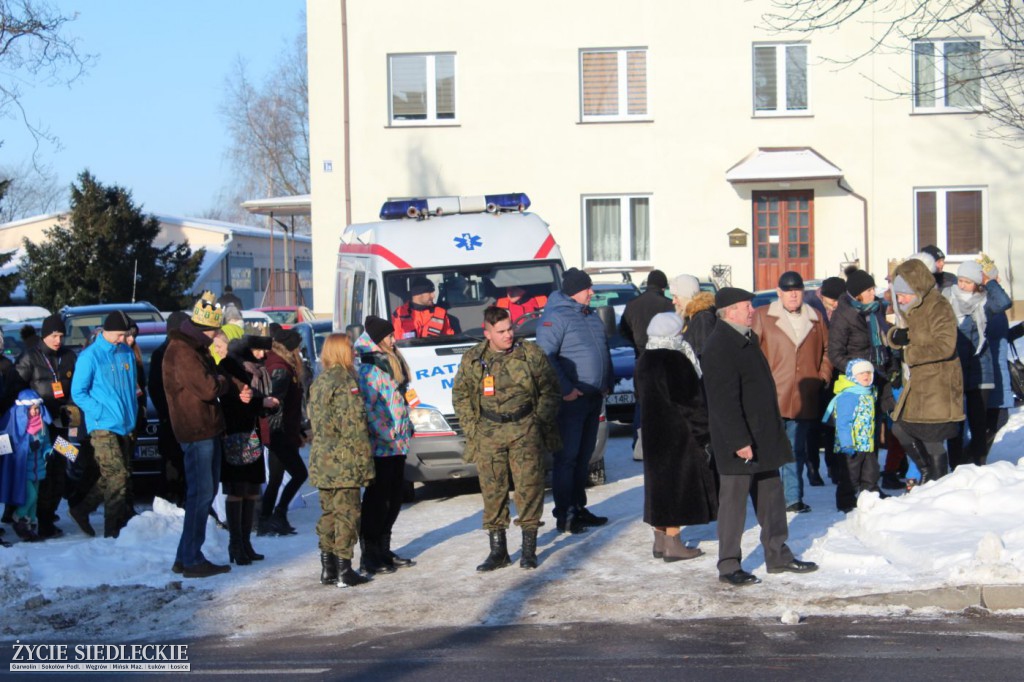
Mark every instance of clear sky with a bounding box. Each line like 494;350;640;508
1;0;305;218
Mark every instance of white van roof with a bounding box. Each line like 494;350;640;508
340;211;561;270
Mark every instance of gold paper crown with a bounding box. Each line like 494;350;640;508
191;290;223;328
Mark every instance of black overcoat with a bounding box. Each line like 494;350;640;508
636;349;718;526
701;322;793;475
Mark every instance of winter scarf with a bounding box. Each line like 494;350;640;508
850;297;887;369
645;334;702;378
946;286;987;355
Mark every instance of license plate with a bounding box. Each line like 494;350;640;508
135;445;161;460
606;392;635;405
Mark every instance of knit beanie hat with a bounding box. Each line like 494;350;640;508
909;252;937;273
921;244;946;262
669;274;700;300
892;275;915;296
561;268;592;297
102;310;131;332
364;315;394;345
408;276;435;297
819;277;846;300
849;359;874;377
273;328;302;351
957;260;984;285
40;313;65;338
845;270;875;298
646;269;669;290
646;312;683;338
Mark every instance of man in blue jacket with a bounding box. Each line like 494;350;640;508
537;268;612;534
69;311;139;538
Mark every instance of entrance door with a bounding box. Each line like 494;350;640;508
752;190;814;290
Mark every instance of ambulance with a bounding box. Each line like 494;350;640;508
334;192;607;489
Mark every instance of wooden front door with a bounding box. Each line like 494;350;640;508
752;190;815;290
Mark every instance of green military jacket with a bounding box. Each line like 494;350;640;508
452;339;562;463
308;365;375;489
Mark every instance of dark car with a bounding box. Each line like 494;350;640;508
589;282;641;423
292;318;333;379
1;320;46;360
130;331;166;487
60;302;164;349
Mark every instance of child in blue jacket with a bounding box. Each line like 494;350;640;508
824;359;880;513
9;390;53;541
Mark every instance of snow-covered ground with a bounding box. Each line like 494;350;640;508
2;408;1024;642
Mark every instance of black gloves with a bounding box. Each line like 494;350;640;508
891;328;910;346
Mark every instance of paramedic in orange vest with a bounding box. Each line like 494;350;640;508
392;276;455;339
496;286;548;323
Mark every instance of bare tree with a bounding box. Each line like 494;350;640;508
764;1;1024;140
218;28;309;226
0;161;62;222
0;0;92;154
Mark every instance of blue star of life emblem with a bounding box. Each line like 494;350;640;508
454;233;483;251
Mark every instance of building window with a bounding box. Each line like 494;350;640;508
915;187;985;258
583;195;650;266
753;43;809;115
913;39;981;111
388;53;456;124
580;48;648;121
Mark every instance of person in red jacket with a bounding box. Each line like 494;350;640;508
496;286;547;323
392;276;454;339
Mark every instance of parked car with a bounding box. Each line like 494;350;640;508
253;305;315;328
1;321;43;359
589;282;641;424
292;319;333;379
131;331;166;487
60;302;164;349
0;306;50;324
751;279;823;308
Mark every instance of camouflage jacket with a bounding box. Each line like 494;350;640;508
452;339;562;463
308;366;375;489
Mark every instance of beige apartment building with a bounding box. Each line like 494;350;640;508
306;0;1022;316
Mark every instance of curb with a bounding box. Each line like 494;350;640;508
827;584;1024;611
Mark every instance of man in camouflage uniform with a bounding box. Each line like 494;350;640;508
453;306;561;570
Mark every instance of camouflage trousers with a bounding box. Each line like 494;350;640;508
317;487;361;559
477;442;544;531
74;430;133;538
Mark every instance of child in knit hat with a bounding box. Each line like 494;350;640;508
3;390;53;541
823;359;881;513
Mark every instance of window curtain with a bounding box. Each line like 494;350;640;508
391;55;427;120
753;46;777;111
582;52;619;116
914;43;936;107
586;199;621;262
435;54;455;119
785;45;808;110
945;42;980;108
630;198;650;261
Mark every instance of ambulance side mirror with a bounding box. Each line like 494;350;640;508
593;305;616;338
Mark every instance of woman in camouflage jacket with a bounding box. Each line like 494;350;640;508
308;334;375;587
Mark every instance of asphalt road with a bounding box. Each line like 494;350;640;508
7;614;1021;681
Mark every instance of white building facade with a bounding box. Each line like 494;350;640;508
307;0;1022;315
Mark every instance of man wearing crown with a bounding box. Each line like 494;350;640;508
163;292;252;578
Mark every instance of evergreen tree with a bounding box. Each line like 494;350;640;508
0;177;19;303
19;171;205;310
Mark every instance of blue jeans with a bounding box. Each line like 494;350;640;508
780;419;813;506
176;438;222;567
551;392;602;521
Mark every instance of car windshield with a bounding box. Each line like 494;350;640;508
66;311;164;348
260;309;297;325
589;287;639;309
385;262;561;344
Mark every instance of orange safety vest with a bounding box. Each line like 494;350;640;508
392;303;454;339
496;294;547;321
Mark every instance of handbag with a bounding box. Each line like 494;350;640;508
1008;343;1024;404
222;428;263;466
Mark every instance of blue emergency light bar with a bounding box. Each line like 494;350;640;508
379;193;531;220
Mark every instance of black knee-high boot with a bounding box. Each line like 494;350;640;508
225;501;251;566
241;498;264;561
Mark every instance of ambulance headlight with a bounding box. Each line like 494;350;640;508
409;407;455;435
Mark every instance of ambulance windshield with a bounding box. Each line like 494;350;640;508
386;261;562;343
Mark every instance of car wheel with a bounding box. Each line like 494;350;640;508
586;459;606;487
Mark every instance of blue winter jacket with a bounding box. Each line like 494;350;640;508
71;334;139;436
946;280;1012;390
536;290;612;396
987;293;1015;409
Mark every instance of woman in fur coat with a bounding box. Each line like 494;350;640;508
636;312;717;562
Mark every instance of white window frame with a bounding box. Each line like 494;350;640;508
581;194;653;268
913;186;988;260
579;47;651;123
911;39;982;113
387;52;458;126
752;42;811;117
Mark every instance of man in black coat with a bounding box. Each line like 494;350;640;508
619;269;674;356
702;287;818;586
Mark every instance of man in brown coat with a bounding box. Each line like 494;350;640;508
164;292;251;578
752;272;832;513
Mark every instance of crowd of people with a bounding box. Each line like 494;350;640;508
0;245;1017;588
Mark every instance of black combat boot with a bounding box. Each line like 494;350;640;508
320;551;339;585
240;499;264;560
272;506;297;535
382;532;415;568
225;500;251;566
337;559;371;587
520;529;538;569
359;537;396;575
476;530;512;572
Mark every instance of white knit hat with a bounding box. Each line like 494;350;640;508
646;312;684;338
957;260;984;285
850;359;874;377
909;252;937;273
669;274;700;299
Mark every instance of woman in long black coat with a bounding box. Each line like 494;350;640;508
637;312;718;563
